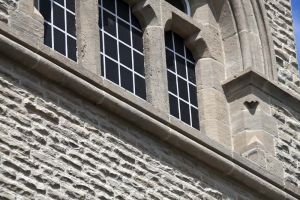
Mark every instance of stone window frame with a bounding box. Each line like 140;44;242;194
165;0;192;16
36;0;77;61
98;0;146;99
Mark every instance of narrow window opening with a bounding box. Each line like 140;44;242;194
165;0;191;16
99;0;146;100
36;0;77;61
165;31;199;129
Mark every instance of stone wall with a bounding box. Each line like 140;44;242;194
0;56;264;200
264;0;300;93
271;98;300;188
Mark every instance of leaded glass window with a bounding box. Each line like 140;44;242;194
36;0;77;61
99;0;146;99
165;31;199;129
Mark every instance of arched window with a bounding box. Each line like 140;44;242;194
99;0;146;100
36;0;77;61
165;31;199;129
165;0;191;16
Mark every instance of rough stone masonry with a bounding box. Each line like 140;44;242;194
0;0;299;199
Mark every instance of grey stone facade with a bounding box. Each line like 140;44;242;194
0;0;299;199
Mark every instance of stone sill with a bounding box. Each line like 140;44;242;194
0;22;299;199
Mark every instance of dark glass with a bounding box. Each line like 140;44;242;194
131;13;141;29
100;30;103;52
53;3;65;30
101;54;104;76
132;29;143;52
44;23;52;48
99;7;102;27
178;77;188;101
104;34;118;60
103;11;116;36
133;52;144;76
119;43;132;68
67;12;76;37
135;75;146;99
103;0;115;13
186;47;194;61
105;58;119;84
187;62;196;84
191;107;199;129
40;0;51;22
174;33;185;56
165;31;173;49
167;71;177;95
120;67;133;92
180;100;190;124
169;94;179;118
189;84;197;106
66;0;75;12
118;20;131;45
54;0;64;6
54;28;66;55
165;0;186;13
166;49;175;71
67;36;77;61
117;0;130;21
176;55;186;78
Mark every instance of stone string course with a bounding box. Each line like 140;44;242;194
0;58;264;200
264;0;300;94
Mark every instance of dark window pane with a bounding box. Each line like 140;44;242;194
105;57;119;84
67;12;76;37
99;7;102;27
101;54;104;76
53;3;65;30
189;84;197;106
118;20;130;45
40;0;51;22
186;47;194;61
119;43;132;68
178;77;188;101
44;23;52;48
180;100;190;125
66;0;75;12
67;36;77;61
132;29;143;52
120;67;133;92
117;0;130;21
169;94;179;118
54;28;65;55
131;13;141;29
103;11;116;36
187;62;196;84
100;30;103;52
165;0;185;13
165;31;173;49
167;71;177;95
174;33;184;56
133;52;144;76
191;107;199;129
135;75;146;99
103;0;115;13
166;49;175;71
176;55;186;78
54;0;64;6
104;34;118;60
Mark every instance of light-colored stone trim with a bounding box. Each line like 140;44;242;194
0;23;299;199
